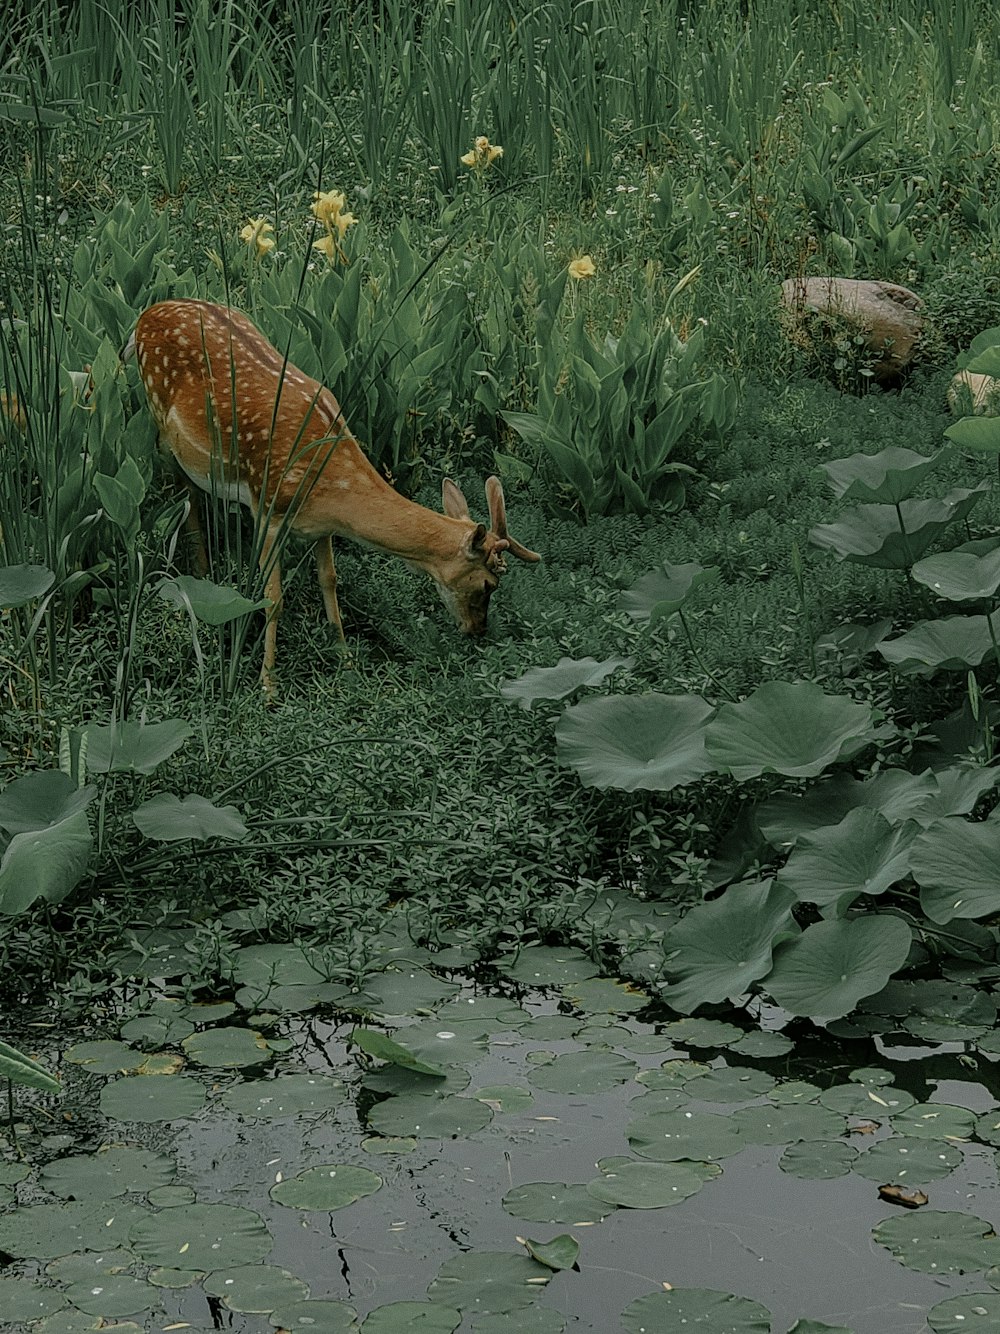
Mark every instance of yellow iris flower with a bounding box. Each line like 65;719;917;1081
568;255;596;280
240;217;276;258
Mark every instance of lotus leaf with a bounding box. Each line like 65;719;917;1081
879;612;1000;675
0;1199;148;1259
627;1108;743;1161
766;916;912;1020
618;560;719;623
0;1277;68;1321
928;1293;1000;1331
499;655;634;708
556;692;716;791
100;1073;206;1122
527;1049;637;1094
891;1103;976;1140
911;817;1000;922
367;1092;492;1138
945;415;1000;452
706;681;877;780
660;879;797;1013
470;1311;566;1333
912;547;1000;601
818;445;947;503
682;1066;776;1102
270;1299;359;1333
181;1026;271;1068
40;1146;175;1200
817;1084;914;1117
660;1018;744;1047
732;1102;845;1145
775;808;916;910
498;945;600;986
63;1274;159;1318
523;1234;578;1271
271;1164;382;1211
809;484;988;569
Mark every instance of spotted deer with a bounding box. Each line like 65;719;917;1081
128;300;540;688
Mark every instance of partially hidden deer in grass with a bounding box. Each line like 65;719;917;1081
126;300;540;689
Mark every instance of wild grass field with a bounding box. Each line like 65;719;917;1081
5;3;1000;1330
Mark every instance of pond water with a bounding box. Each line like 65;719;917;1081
3;945;1000;1333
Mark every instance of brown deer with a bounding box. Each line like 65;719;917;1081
128;300;539;689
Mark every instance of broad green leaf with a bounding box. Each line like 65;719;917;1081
818;446;947;503
660;879;797;1012
502;1182;613;1224
158;575;266;626
945;415;1000;452
705;681;877;780
0;1199;148;1259
556;693;716;791
360;1301;461;1332
132;793;248;842
62;1273;159;1317
221;1073;346;1118
271;1300;359;1333
181;1026;272;1069
912;547;1000;601
892;1104;976;1140
366;1092;492;1138
0;1039;60;1093
766;916;913;1019
929;1294;1000;1331
587;1157;707;1208
351;1028;447;1078
681;1066;776;1102
911;818;1000;923
522;1235;578;1271
853;1137;962;1182
0;1276;68;1321
130;1202;272;1269
879;612;1000;675
499;656;633;708
40;1146;175;1200
779;1140;857;1179
775;808;916;910
618;561;719;624
0;810;92;915
0;770;94;834
527;1049;636;1095
100;1074;207;1122
874;1210;1000;1274
627;1109;743;1161
203;1264;309;1313
0;563;55;608
809;486;988;569
732;1103;845;1145
622;1288;771;1332
427;1252;550;1313
85;719;193;775
271;1164;382;1210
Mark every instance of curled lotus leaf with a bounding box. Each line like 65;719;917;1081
556;692;716;792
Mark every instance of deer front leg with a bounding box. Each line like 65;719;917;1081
258;521;284;693
315;536;346;644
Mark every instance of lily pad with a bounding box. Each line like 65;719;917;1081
426;1252;550;1313
556;692;716;792
130;1202;272;1270
181;1026;272;1069
359;968;460;1017
627;1108;743;1161
779;1140;857;1180
522;1235;578;1271
100;1074;206;1122
63;1274;159;1318
474;1085;533;1113
660;1018;743;1048
221;1073;347;1118
682;1067;776;1102
732;1103;845;1146
765;916;913;1020
527;1049;637;1095
470;1311;566;1333
40;1146;176;1200
892;1104;976;1140
560;976;648;1014
203;1263;310;1312
621;1287;771;1332
498;945;600;987
270;1299;359;1333
706;681;877;780
63;1040;147;1075
853;1137;962;1183
500;655;634;708
271;1165;383;1211
928;1293;1000;1330
360;1302;461;1332
0;1277;69;1321
502;1182;613;1224
586;1157;706;1208
874;1210;1000;1273
817;1084;914;1118
0;1200;147;1259
367;1093;493;1138
45;1250;135;1282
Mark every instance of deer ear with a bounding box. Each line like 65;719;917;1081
468;522;488;554
442;478;471;519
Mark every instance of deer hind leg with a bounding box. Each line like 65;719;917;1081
258;520;285;693
178;470;210;576
315;537;346;645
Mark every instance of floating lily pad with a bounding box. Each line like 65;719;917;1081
732;1103;845;1146
119;1003;195;1047
769;1081;821;1104
627;1108;743;1161
874;1210;1000;1273
766;916;913;1020
682;1067;775;1102
270;1299;359;1333
426;1252;550;1313
110;928;200;979
203;1263;310;1312
730;1031;793;1059
660;879;797;1013
705;681;876;780
638;1060;709;1089
221;1073;347;1118
360;968;460;1017
779;1140;857;1180
527;1050;637;1095
63;1274;159;1318
890;1099;981;1141
227;943;337;987
498;946;600;987
500;655;634;708
474;1085;533;1113
586;1157;706;1208
367;1093;492;1139
148;1186;196;1207
130;1202;272;1270
32;1315;107;1334
0;1200;147;1259
854;1137;962;1182
181;1026;271;1069
621;1287;772;1332
912;817;1000;923
928;1293;1000;1329
63;1040;146;1075
523;1234;578;1271
560;976;648;1014
386;1021;487;1068
360;1302;461;1332
45;1250;134;1282
0;1277;68;1321
470;1311;566;1333
556;693;716;792
502;1182;614;1224
436;996;528;1034
100;1074;206;1122
271;1165;382;1211
818;1084;915;1118
40;1146;176;1200
660;1019;743;1048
